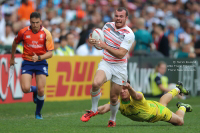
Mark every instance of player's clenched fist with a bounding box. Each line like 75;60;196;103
32;52;38;62
96;40;107;49
124;82;132;90
88;33;97;45
10;58;16;66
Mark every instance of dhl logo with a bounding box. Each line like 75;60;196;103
45;57;110;101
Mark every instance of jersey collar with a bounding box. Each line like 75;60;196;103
29;25;43;34
121;98;130;104
114;22;127;31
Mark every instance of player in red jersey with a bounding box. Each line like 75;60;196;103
10;12;54;119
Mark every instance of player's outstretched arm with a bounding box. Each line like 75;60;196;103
158;84;171;92
97;104;110;114
10;40;18;66
124;83;143;100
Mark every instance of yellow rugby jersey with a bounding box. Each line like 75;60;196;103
119;92;158;122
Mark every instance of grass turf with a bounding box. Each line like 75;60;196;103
0;97;200;133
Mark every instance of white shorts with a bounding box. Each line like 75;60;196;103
97;60;127;85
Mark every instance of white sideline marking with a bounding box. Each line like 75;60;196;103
45;111;83;118
0;111;84;120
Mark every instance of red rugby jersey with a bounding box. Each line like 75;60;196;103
15;26;54;61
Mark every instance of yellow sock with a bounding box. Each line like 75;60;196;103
178;106;186;112
168;89;178;98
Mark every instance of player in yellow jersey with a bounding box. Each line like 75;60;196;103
83;81;192;127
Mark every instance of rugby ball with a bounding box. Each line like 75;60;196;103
92;28;104;50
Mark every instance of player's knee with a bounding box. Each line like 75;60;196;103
110;96;118;103
21;85;31;93
92;80;102;90
174;118;184;126
37;88;44;96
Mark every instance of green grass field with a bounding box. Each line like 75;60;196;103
0;97;200;133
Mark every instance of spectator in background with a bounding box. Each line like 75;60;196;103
146;6;156;31
18;0;35;21
3;22;15;46
59;21;68;36
195;40;200;57
2;0;17;23
53;38;63;56
57;34;75;56
156;9;166;26
100;0;112;24
168;32;178;57
154;24;170;57
66;32;75;56
133;18;155;56
77;23;96;49
65;1;76;23
174;33;196;58
1;0;200;59
16;43;23;54
194;25;200;57
42;20;51;31
57;35;67;56
165;18;183;42
149;61;171;97
76;32;103;56
0;10;5;45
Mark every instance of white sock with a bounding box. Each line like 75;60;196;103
91;89;101;113
37;95;45;100
109;101;120;122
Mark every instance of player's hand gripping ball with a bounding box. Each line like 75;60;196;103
91;29;104;50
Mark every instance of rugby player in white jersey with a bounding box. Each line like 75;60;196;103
80;7;135;127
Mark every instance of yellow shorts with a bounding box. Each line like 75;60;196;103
149;101;172;123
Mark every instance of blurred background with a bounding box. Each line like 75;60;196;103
0;0;200;58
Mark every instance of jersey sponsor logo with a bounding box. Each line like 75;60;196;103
26;35;31;38
45;57;110;101
27;44;44;48
32;41;38;44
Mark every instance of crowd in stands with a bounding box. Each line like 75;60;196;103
0;0;200;58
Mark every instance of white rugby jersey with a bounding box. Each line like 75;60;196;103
102;22;135;64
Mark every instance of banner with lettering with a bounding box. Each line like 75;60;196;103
128;57;200;96
45;56;110;101
0;55;33;104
